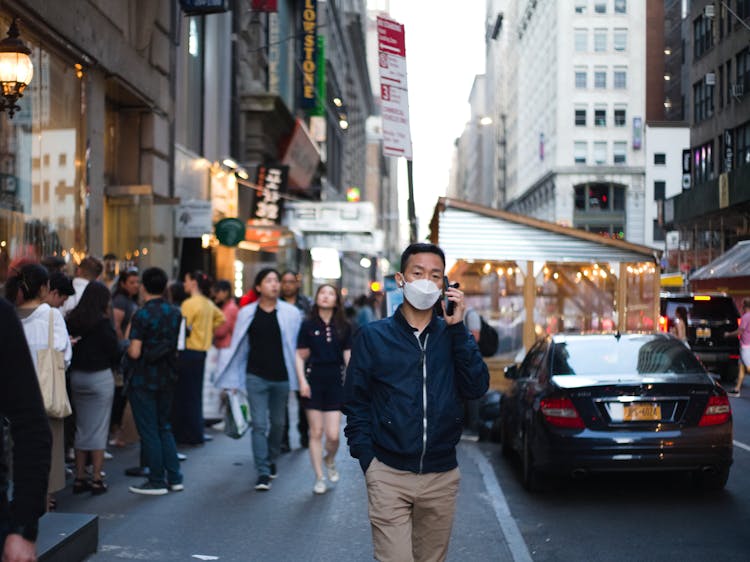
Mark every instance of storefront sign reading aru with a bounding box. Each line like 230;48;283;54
300;0;317;109
251;164;288;225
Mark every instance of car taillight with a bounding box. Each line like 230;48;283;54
698;395;732;427
658;315;669;333
540;397;585;429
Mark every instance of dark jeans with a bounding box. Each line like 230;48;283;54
246;374;289;476
128;385;182;487
172;350;206;445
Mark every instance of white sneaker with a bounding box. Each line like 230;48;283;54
313;478;327;494
324;456;339;483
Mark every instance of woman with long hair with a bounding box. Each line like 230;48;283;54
7;262;72;510
295;284;352;494
66;281;121;495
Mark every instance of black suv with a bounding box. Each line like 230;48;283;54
659;293;740;382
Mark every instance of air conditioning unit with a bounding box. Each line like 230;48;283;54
730;83;744;98
705;72;716;86
704;4;715;18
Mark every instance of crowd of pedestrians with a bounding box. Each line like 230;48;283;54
2;242;490;562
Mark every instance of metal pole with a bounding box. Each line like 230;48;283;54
407;159;417;243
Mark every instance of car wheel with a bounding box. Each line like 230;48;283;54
693;465;730;490
522;432;541;492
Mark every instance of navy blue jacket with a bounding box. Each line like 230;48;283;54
343;306;489;474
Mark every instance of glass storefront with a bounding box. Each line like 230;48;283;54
0;17;84;285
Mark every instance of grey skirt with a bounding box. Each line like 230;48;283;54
69;369;115;450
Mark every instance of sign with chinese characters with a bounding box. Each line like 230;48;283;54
299;0;317;109
377;16;412;159
724;129;733;172
251;164;288;225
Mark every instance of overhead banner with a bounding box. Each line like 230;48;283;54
299;0;318;109
377;16;412;160
251;164;288;225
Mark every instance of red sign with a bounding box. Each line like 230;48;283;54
251;0;278;11
377;16;406;56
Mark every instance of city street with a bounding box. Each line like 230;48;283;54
54;393;750;561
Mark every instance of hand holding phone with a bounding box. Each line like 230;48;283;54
444;276;459;316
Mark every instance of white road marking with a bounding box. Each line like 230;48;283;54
467;446;533;562
733;440;750;452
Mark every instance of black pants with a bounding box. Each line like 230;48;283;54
171;350;206;445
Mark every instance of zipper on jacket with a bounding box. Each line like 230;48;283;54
418;333;429;473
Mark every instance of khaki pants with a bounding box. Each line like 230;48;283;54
365;457;460;562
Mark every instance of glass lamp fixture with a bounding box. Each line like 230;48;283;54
0;18;33;118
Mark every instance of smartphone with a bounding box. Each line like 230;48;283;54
444;276;457;316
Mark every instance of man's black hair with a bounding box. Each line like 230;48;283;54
254;267;280;289
142;267;168;296
214;279;232;293
49;272;75;296
399;243;446;273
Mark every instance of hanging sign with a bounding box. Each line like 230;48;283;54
299;0;318;109
377;16;412;159
251;164;288;225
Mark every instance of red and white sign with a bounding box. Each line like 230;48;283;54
377;16;412;160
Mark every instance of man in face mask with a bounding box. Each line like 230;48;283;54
343;242;489;562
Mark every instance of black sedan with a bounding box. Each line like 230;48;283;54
500;333;733;491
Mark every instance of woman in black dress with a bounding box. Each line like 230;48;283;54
295;284;351;494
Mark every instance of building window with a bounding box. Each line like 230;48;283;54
594;108;607;126
737;120;750;168
614;68;627;89
693;141;715;183
615;0;627;14
43;154;50;167
575;70;587;89
575;29;588;52
594;69;607;88
32;157;40;169
693;15;713;59
653;220;666;242
614;107;626;126
59;154;67;167
594;141;607;164
738;48;750;93
574;141;587;164
726;60;732;107
594;29;607;52
654;180;666;200
575;0;587;14
613;29;627;51
613;141;627;164
575;108;587;126
594;1;606;14
654;153;666;165
574;183;627;215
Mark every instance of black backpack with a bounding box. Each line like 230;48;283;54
478;316;500;357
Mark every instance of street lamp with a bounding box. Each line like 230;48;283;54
0;18;33;118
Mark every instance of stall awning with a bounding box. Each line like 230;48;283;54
430;198;659;264
690;240;750;280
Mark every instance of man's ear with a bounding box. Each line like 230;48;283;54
395;272;405;288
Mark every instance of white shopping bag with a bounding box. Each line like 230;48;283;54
224;391;250;439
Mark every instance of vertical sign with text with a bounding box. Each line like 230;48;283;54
251;164;288;224
377;16;412;159
299;0;317;109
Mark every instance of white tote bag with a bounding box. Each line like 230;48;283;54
36;310;72;418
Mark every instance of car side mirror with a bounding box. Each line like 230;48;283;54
504;364;519;379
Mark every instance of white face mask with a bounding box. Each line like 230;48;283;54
402;278;442;310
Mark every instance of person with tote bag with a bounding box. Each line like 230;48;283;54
6;262;72;512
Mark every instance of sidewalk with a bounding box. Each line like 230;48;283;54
56;421;514;561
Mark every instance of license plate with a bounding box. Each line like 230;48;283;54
623;403;661;421
696;327;711;338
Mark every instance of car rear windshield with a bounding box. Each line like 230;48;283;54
551;337;705;376
664;298;739;322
